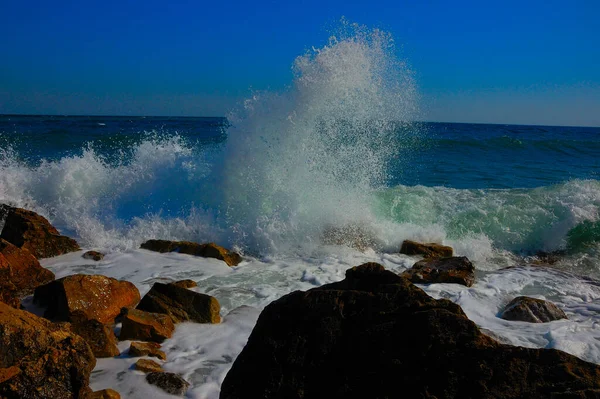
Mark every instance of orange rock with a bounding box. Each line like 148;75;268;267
0;205;80;258
119;308;175;343
400;240;453;258
128;341;166;360
34;274;140;324
71;316;120;358
140;239;242;266
0;238;55;307
89;388;121;399
0;302;95;398
171;279;197;289
401;256;475;287
134;359;163;373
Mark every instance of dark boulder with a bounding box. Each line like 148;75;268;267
220;263;600;399
70;315;120;358
0;205;80;258
140;239;242;266
500;296;568;323
171;279;197;289
137;282;221;324
82;250;104;261
400;239;453;258
146;372;190;396
119;308;175;343
401;256;475;286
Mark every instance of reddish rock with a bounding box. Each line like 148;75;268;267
171;279;197;289
140;239;242;266
401;256;475;286
220;263;600;399
0;238;55;308
119;308;175;343
134;359;163;373
500;296;568;323
70;315;120;358
83;250;104;261
400;239;453;258
137;282;221;324
0;205;80;258
0;302;96;398
146;372;190;396
128;342;166;360
34;274;140;324
89;389;121;399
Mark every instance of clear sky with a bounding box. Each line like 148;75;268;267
1;0;598;126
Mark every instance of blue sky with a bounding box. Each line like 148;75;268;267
0;0;598;126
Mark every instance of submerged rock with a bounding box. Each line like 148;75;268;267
400;239;453;258
401;256;475;286
128;341;166;360
134;359;163;373
146;372;190;396
0;238;55;308
137;282;221;324
140;239;242;266
0;205;80;258
221;263;600;399
119;308;175;343
0;302;96;398
83;250;104;261
70;315;120;358
500;296;568;323
171;279;197;289
34;274;140;324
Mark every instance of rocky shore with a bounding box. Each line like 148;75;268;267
0;205;597;398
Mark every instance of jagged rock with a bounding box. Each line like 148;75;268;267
83;250;104;261
401;256;475;286
321;224;379;251
137;282;221;324
134;359;163;373
0;238;55;308
34;274;140;324
171;279;197;289
70;315;120;358
400;239;453;258
140;239;242;266
146;372;190;396
500;296;568;323
89;389;121;399
0;205;80;258
119;308;175;343
128;342;166;360
220;263;600;399
0;302;96;398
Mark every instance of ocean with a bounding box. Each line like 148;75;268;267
1;27;600;398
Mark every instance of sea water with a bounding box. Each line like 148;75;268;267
1;22;600;398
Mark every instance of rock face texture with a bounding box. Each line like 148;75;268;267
0;238;55;307
34;274;140;324
400;239;453;258
401;256;475;286
128;342;166;360
140;239;242;266
0;205;80;258
500;296;568;323
119;308;175;343
221;263;600;399
146;372;190;396
137;282;221;324
70;316;120;358
134;359;163;373
0;302;96;398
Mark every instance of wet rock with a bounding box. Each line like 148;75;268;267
134;359;163;373
146;372;190;396
401;256;475;286
0;302;96;398
89;389;121;399
128;341;166;360
500;296;568;323
0;238;55;307
171;279;197;289
70;315;120;358
140;239;242;266
34;274;140;324
0;205;80;258
83;250;104;261
221;263;600;399
119;308;175;343
321;224;379;251
137;282;221;324
400;239;453;258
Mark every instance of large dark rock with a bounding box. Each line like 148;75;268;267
0;302;96;398
0;205;80;259
70;315;120;358
137;282;221;324
0;238;55;308
119;308;175;343
146;372;190;396
34;274;140;324
220;263;600;399
500;296;568;323
401;256;475;286
140;239;242;266
400;239;453;258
